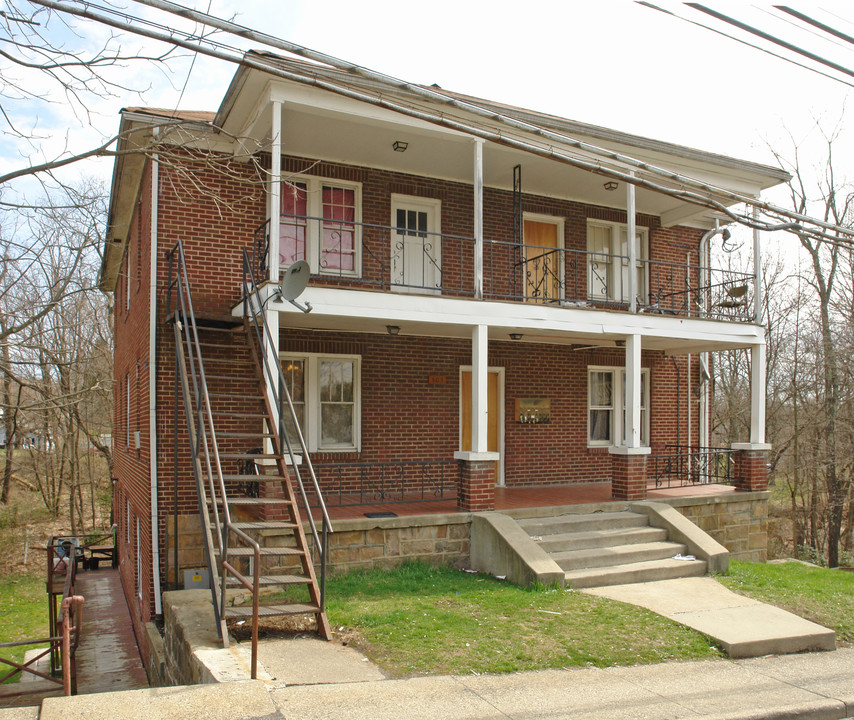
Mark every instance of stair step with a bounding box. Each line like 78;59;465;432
221;474;288;482
216;453;281;460
206;393;265;401
209;432;276;439
564;558;707;589
535;526;668;553
518;511;647;536
195;373;258;383
222;546;304;558
224;603;320;618
228;521;298;531
226;574;310;587
553;541;688;571
210;411;268;419
208;497;291;506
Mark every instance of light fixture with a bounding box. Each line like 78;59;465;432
603;181;618;191
386;325;400;336
392;140;408;152
509;333;523;340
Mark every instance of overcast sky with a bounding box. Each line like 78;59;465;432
4;1;854;206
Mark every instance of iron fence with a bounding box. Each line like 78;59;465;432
649;446;736;488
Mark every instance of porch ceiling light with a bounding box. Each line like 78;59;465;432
603;181;618;191
386;325;400;336
392;140;408;152
509;333;523;340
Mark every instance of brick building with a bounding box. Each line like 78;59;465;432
101;53;787;667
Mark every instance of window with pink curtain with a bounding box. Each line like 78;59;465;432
320;185;355;271
280;182;307;267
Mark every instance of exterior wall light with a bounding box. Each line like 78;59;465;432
392;140;408;152
386;325;400;335
509;333;523;340
603;181;618;191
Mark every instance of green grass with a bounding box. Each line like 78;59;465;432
0;574;50;684
719;560;854;643
324;563;722;676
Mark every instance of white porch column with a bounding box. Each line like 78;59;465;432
473;139;484;300
753;205;762;323
625;333;642;448
471;324;489;453
269;100;282;283
750;342;766;445
266;100;282;429
627;173;637;313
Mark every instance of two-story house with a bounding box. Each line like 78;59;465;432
102;52;787;670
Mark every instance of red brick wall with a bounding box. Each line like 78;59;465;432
110;149;708;657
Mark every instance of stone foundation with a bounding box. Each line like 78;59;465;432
656;491;769;562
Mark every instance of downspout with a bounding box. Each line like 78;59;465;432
149;141;162;615
671;357;681;449
697;222;726;454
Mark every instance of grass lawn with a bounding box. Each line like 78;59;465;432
0;574;50;684
324;562;722;676
719;560;854;644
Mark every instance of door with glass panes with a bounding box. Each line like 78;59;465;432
390;195;441;294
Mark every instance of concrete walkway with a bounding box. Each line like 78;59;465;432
21;647;854;720
584;576;837;657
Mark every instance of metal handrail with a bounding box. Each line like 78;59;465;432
165;238;233;638
241;249;332;601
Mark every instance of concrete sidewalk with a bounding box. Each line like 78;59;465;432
584;576;837;657
22;647;853;720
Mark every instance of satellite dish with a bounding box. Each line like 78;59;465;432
280;260;310;301
278;260;312;314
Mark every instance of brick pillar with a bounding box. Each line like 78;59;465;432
732;445;769;492
458;460;496;511
610;450;648;501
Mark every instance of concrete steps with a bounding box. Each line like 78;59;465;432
519;510;708;588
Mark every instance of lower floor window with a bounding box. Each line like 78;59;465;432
588;367;649;447
280;353;360;452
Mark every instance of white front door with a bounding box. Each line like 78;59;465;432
390;195;441;294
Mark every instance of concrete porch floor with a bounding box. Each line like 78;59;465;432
316;481;739;521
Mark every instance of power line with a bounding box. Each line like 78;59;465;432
636;2;854;90
686;3;854;79
776;6;854;47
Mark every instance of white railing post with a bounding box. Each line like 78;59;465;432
473;139;484;300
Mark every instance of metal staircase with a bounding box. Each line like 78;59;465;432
165;240;332;679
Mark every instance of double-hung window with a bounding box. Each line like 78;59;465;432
587;220;648;304
280;177;361;276
588;367;649;447
279;353;360;452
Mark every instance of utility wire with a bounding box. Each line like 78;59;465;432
27;0;854;245
686;3;854;79
776;6;854;47
637;2;854;90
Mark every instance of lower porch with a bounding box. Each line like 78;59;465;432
313;480;744;522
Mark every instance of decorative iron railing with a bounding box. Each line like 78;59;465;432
253;218;755;322
312;460;462;508
649;446;736;488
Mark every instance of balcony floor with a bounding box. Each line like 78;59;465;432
315;482;738;521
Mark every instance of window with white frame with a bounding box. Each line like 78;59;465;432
588;367;649;447
587;220;648;304
279;353;360;452
280;177;361;276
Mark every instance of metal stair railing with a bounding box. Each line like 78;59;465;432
240;249;333;604
166;239;262;654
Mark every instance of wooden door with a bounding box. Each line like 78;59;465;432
461;370;500;483
523;220;560;302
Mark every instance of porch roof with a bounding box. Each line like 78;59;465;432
234;284;764;355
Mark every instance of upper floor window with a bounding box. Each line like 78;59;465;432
587;220;648;304
280;177;361;277
588;366;649;447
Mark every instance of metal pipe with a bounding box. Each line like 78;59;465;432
149;144;162;615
